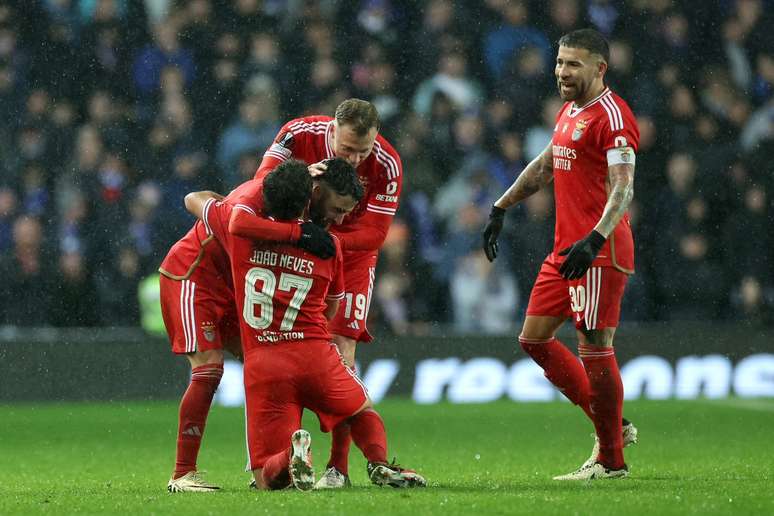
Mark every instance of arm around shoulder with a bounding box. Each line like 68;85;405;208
184;191;223;220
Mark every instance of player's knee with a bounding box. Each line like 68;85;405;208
520;316;564;341
187;349;225;368
578;327;615;347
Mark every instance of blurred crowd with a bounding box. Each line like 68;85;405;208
1;0;773;333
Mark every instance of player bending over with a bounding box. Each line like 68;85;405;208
244;99;403;488
186;160;426;490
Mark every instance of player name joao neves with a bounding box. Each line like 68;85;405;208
250;249;315;275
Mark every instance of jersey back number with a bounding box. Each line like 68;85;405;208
244;266;313;331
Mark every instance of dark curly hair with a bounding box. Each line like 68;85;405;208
262;159;312;220
317;158;364;202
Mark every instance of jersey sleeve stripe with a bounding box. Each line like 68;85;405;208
607;95;624;129
288;121;330;135
234;203;256;215
599;96;618;131
202;198;215;235
264;150;289;161
374;143;400;180
326;292;345;300
601;94;623;131
605;95;623;130
267;143;292;157
367;204;396;215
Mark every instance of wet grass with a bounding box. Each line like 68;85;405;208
1;399;773;514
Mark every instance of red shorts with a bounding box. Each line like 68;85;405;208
526;255;628;330
328;265;376;343
243;340;369;469
159;275;240;355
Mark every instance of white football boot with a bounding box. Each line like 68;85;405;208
553;420;638;481
553;461;629;481
167;471;220;492
367;460;426;488
314;467;352;489
578;419;639;471
289;430;315;491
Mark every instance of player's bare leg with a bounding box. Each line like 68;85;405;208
318;334;357;488
168;349;224;493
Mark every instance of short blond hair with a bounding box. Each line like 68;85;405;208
334;98;380;136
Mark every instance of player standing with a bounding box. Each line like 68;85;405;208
246;98;402;488
187;161;425;490
160;169;335;492
482;29;639;480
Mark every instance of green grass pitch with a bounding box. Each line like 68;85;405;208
2;399;773;515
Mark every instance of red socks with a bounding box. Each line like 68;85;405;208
349;409;387;464
260;448;292;489
174;363;223;478
579;344;625;469
327;422;353;475
519;336;593;420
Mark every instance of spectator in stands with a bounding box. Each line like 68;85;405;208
0;216;54;326
0;1;771;330
412;50;484;117
483;0;550;81
216;92;280;188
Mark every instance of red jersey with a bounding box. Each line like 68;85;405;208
253;115;402;266
158;179;300;293
201;198;345;353
550;87;639;273
158;220;233;299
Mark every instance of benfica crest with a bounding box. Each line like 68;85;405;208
201;321;217;342
572;119;588;141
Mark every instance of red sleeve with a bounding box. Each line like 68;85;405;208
597;97;640;153
331;211;391;252
332;143;402;252
254;121;300;180
202;199;233;250
326;237;345;300
228;203;302;242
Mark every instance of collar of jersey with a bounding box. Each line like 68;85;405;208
325;121;334;158
568;87;610;117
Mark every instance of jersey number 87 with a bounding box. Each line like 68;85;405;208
244;267;312;331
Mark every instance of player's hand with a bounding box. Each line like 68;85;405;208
558;230;606;280
308;161;328;178
482;205;506;262
298;222;336;259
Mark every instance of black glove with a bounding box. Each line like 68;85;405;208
482;205;506;262
558;230;606;280
297;222;335;259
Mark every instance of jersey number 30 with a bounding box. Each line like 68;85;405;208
244;267;312;330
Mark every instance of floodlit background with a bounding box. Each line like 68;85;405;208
2;1;774;514
0;1;773;401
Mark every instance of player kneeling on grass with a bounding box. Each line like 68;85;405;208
185;159;426;490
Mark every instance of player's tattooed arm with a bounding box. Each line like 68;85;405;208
594;163;635;238
493;142;553;209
